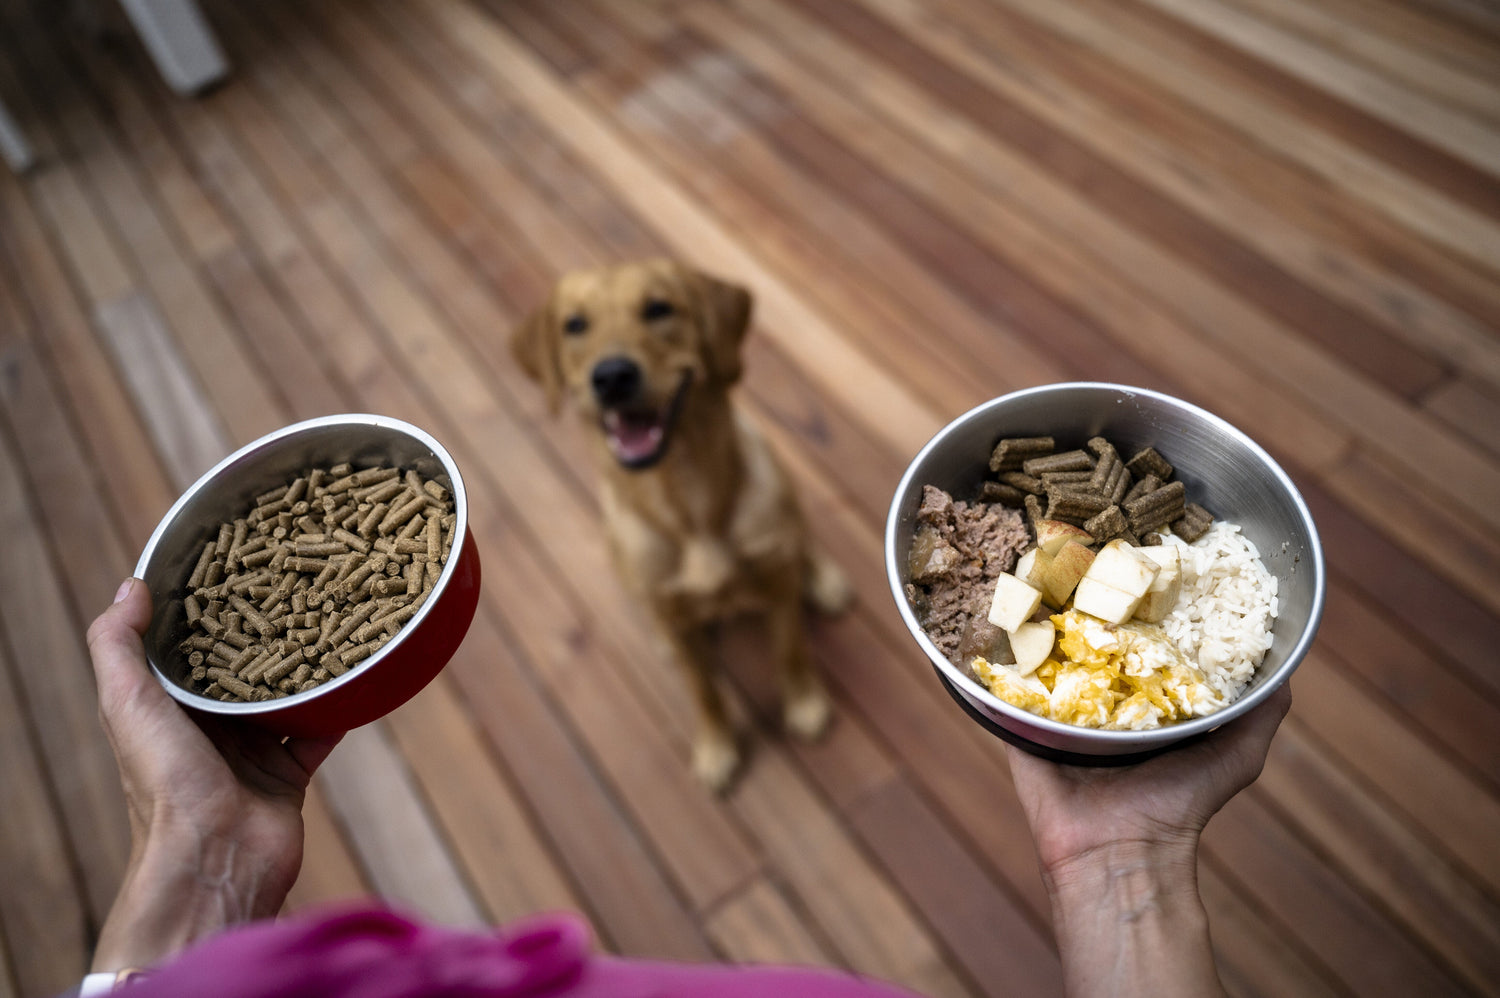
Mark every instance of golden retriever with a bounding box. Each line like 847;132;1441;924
512;259;852;791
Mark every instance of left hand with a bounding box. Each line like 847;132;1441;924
87;578;342;971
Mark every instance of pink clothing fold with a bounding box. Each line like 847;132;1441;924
119;903;922;997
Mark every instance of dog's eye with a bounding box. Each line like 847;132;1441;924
641;299;675;322
563;314;589;336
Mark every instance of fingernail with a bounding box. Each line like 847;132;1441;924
114;578;135;604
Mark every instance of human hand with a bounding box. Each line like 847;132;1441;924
86;578;342;971
1007;685;1291;998
1007;682;1291;879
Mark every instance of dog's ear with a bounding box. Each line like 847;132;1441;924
511;298;563;414
692;271;752;386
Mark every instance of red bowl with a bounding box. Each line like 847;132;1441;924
134;415;481;738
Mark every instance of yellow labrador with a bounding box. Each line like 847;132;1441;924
513;260;852;791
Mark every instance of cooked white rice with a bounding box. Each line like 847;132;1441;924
1158;521;1279;702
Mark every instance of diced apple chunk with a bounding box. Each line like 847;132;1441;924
1133;545;1183;623
988;572;1043;632
1034;519;1094;556
1072;576;1143;625
1041;540;1095;609
1008;620;1056;675
1014;547;1052;590
1086;540;1161;599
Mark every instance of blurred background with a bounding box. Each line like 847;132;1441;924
0;0;1497;995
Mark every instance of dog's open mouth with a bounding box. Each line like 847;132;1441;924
602;371;692;470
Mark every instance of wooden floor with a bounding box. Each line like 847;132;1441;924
1;0;1498;994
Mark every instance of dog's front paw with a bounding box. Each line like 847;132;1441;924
784;687;832;741
693;732;741;793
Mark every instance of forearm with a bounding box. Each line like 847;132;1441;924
1045;841;1224;998
91;821;293;972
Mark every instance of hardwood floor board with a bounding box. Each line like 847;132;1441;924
1138;0;1500;177
0;410;130;923
868;0;1500;374
315;722;489;927
789;0;1448;402
1260;719;1500;995
993;0;1500;264
0;177;174;546
0;606;91;997
1201;788;1471;998
1220;0;1500;123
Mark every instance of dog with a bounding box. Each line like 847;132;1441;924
512;259;853;791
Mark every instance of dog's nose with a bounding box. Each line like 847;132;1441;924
591;356;642;406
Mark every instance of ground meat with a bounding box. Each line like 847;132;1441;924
907;484;1030;665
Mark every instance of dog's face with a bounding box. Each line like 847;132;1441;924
512;260;752;470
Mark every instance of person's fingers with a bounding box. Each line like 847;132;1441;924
86;578;159;716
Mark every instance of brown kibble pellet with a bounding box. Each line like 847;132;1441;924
1172;502;1214;542
1126;447;1173;482
1125;481;1187;534
978;477;1026;501
989;436;1054;473
1023;449;1093;478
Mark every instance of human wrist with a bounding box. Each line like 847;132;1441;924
91;818;292;972
1044;839;1223;998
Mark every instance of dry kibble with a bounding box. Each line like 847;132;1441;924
172;462;455;702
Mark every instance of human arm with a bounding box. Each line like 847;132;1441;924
85;578;342;972
1007;683;1292;998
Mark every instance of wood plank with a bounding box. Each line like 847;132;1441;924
1292;651;1500;896
0;604;91;997
727;757;975;998
984;0;1500;267
382;671;590;924
0;176;175;547
315;723;487;927
92;292;231;490
703;877;839;967
7;23;284;451
1260;719;1500;995
1222;0;1500;123
0;406;130;923
776;0;1500;550
1202;789;1471;997
857;0;1500;378
1317;583;1500;788
1137;0;1500;176
848;777;1061;998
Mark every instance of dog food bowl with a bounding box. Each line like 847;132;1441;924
885;383;1324;763
135;414;482;738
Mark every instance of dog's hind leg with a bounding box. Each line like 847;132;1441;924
804;547;855;616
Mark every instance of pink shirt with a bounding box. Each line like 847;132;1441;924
117;903;924;997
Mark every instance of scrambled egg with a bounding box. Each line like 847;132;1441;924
972;609;1226;730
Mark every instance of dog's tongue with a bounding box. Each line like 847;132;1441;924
605;410;664;464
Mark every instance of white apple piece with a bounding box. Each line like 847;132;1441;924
1008;620;1056;675
1133;544;1183;623
1034;519;1094;557
1072;539;1161;625
988;572;1044;633
1041;540;1095;609
1014;547;1052;590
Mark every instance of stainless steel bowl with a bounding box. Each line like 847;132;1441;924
134;414;481;737
885;383;1325;758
